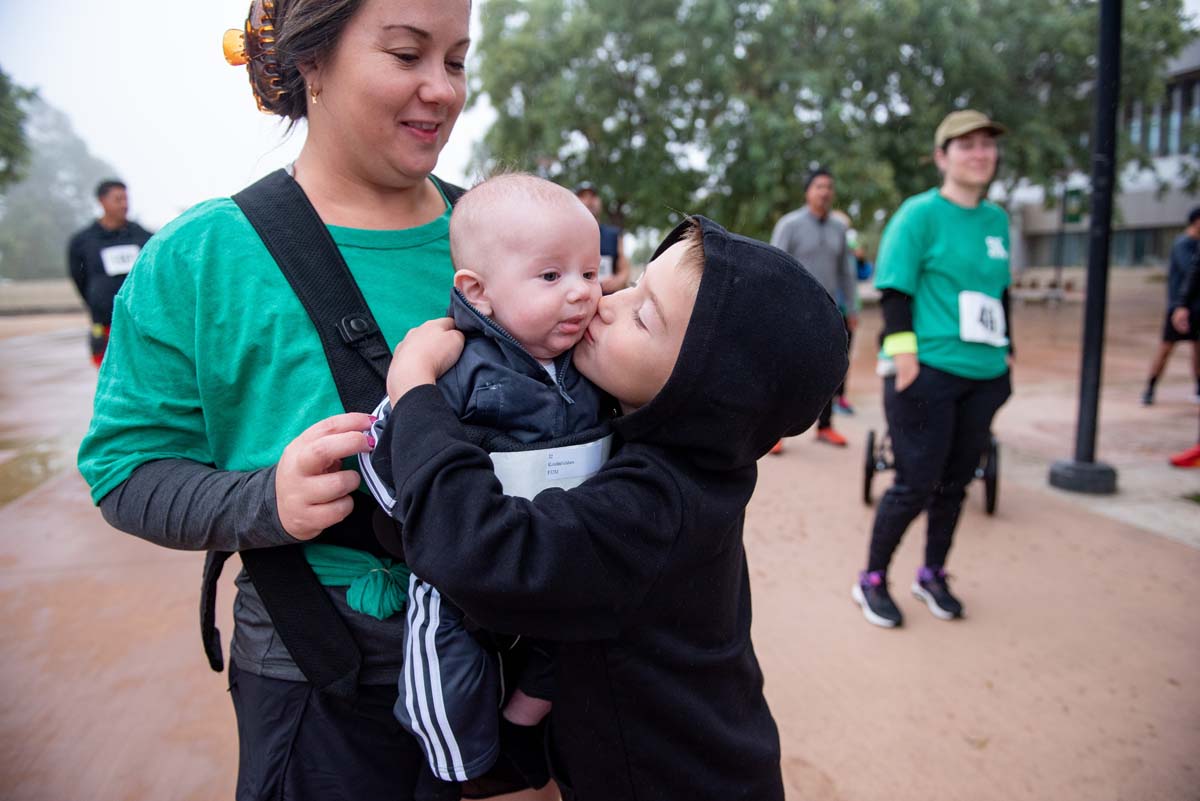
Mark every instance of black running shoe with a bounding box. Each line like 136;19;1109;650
911;566;963;620
852;570;903;628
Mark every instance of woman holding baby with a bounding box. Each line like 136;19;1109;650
76;0;557;798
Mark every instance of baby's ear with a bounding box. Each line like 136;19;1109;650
454;270;492;316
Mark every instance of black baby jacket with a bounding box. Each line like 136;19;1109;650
384;217;848;800
439;288;605;441
368;289;607;502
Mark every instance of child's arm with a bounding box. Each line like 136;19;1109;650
387;384;684;642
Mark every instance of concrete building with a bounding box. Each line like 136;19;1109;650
1014;38;1199;270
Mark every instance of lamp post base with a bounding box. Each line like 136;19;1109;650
1048;459;1118;495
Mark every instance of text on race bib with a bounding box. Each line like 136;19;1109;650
489;435;613;500
958;290;1008;348
99;244;141;277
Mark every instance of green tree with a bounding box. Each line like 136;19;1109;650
470;0;1193;242
0;95;118;280
0;66;34;192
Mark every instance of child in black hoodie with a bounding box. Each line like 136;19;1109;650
376;216;848;800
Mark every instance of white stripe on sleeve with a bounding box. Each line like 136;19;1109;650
357;396;397;513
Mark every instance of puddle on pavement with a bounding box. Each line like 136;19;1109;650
0;437;73;507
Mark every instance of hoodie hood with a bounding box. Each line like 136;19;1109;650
614;216;848;471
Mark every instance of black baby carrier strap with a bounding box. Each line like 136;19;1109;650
200;168;464;698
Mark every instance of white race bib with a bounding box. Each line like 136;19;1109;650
598;254;614;280
99;244;141;277
958;291;1008;347
489;435;613;499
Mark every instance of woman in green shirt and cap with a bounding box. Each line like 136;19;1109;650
853;110;1014;629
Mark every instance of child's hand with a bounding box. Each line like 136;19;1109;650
387;317;465;404
275;412;374;541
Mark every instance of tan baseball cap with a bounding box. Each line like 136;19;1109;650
934;110;1006;150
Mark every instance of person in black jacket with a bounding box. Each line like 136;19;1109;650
66;179;153;366
366;216;848;800
1167;242;1200;467
1141;207;1200;406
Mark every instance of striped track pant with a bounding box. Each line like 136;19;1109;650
396;574;502;782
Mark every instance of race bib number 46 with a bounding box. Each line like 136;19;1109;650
99;244;141;276
958;290;1008;347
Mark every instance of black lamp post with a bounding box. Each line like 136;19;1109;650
1048;0;1121;494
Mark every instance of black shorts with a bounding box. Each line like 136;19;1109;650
1162;310;1199;343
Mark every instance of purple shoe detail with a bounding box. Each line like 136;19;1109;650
917;565;946;583
860;570;885;588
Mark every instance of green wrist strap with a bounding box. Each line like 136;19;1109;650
882;332;918;357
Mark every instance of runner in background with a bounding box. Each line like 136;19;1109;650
769;168;856;451
1167;241;1200;468
575;181;631;294
1140;206;1200;406
830;209;870;416
854;111;1013;628
66;180;153;367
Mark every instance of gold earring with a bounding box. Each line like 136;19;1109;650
309;85;320;104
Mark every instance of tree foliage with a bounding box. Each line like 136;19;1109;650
0;66;35;193
0;95;118;280
469;0;1193;241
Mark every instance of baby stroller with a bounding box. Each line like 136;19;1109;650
862;429;1000;515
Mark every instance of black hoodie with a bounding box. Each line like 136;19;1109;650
386;217;848;800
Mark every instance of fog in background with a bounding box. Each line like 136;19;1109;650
0;0;495;229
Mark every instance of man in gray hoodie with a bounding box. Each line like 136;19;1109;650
770;167;856;448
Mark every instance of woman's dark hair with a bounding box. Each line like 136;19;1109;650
248;0;364;121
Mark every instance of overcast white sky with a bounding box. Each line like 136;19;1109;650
1;0;1197;229
0;0;495;229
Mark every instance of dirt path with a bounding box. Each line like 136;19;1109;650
1;276;1197;800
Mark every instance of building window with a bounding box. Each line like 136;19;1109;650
1147;102;1162;155
1130;100;1142;146
1167;86;1182;155
1192;81;1200;156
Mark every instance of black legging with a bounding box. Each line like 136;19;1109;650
867;365;1011;573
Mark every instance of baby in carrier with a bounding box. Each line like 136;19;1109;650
360;173;609;791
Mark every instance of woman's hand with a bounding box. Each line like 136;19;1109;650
894;352;920;392
275;413;374;541
387;318;465;405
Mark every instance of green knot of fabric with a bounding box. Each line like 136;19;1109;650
303;543;411;621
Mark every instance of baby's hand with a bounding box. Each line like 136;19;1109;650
387;317;465;404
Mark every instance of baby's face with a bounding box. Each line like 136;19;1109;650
481;198;602;361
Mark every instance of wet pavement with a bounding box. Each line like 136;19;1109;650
1;278;1197;800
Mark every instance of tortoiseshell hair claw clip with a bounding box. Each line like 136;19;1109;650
223;0;286;113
